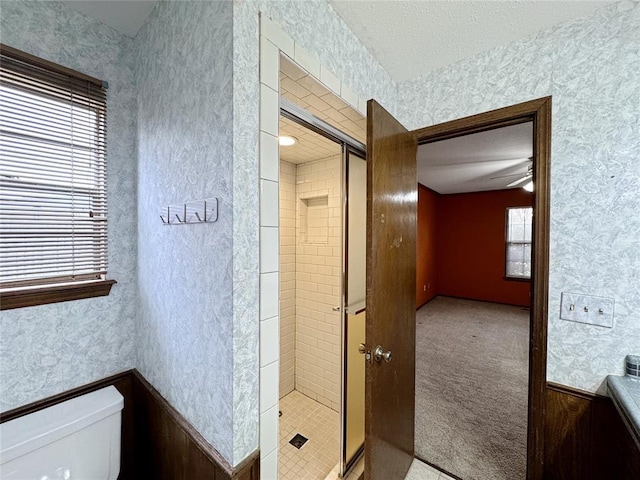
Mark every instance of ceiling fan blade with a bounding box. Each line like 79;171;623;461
506;175;531;187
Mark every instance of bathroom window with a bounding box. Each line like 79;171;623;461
0;44;114;309
505;207;533;280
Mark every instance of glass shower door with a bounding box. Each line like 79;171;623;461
341;147;367;475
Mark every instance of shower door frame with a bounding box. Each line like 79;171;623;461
280;99;367;478
340;145;367;476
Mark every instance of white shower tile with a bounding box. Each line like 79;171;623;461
260;404;279;458
357;96;368;117
294;43;321;79
260;316;279;366
340;83;358;110
260;360;279;414
261;448;278;479
260;227;279;273
260;179;279;227
260;272;279;321
260;132;279;182
260;15;294;57
260;37;279;90
320;64;340;95
260;84;279;137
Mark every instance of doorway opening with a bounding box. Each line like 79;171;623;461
410;98;551;480
276;54;367;480
415;122;534;479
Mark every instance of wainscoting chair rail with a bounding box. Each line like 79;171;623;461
0;369;259;480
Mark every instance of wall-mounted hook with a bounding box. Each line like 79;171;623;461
205;198;218;223
161;197;219;225
160;206;170;224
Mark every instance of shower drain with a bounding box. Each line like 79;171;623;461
289;433;308;449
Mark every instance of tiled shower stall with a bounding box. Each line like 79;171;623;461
279;156;342;411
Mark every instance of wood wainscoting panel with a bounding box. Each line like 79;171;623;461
132;370;260;480
545;382;640;480
544;385;592;480
0;369;259;480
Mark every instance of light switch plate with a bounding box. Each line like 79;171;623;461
560;292;615;328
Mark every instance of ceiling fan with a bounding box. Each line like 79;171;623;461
490;158;533;187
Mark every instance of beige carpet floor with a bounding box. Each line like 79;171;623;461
415;296;529;480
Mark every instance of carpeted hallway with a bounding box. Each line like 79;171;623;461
415;296;529;480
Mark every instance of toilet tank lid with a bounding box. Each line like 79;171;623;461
0;385;123;464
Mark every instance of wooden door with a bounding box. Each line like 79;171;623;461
365;100;417;480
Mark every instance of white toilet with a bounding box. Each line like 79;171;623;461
0;385;123;480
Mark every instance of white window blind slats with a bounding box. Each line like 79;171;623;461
0;168;106;189
1;134;105;161
0;46;108;288
505;207;533;279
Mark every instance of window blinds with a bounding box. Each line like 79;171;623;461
0;45;108;288
506;207;532;279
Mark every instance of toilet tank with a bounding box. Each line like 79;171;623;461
0;385;123;480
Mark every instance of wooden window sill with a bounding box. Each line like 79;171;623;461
0;279;116;310
503;276;531;283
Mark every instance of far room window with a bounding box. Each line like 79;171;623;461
505;207;533;280
0;44;114;309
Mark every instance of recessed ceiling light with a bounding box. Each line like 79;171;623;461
279;135;297;146
522;180;534;192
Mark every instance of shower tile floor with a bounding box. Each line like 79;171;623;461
279;390;340;480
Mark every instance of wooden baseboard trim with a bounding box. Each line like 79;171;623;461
416;295;437;310
435;293;530;309
546;381;606;401
0;369;134;422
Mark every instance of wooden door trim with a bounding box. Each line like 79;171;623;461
411;96;551;480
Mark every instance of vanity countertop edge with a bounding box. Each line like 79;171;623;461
607;374;640;451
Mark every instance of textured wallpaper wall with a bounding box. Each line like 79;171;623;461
398;1;640;394
134;0;236;462
0;0;137;411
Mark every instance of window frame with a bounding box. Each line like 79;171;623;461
0;44;115;310
504;206;533;281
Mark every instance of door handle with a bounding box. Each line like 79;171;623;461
373;345;392;363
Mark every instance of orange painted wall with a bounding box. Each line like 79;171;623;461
416;184;438;308
436;189;533;307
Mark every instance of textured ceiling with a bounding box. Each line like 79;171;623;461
417;122;533;194
329;0;610;82
62;1;610;80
